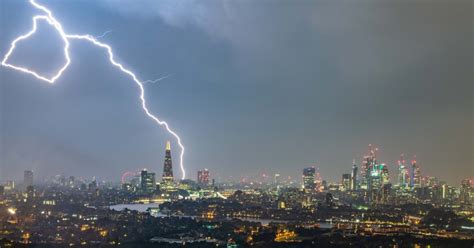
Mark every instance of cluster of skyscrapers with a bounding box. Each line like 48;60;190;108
3;143;470;208
133;141;176;194
397;154;421;189
122;141;212;196
302;145;439;204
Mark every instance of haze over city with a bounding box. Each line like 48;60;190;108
1;0;472;185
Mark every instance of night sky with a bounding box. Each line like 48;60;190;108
0;0;472;184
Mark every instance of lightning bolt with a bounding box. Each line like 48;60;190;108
143;74;172;84
1;0;186;180
95;30;112;39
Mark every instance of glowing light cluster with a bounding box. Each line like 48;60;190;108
1;0;186;179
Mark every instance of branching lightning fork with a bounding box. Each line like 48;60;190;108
1;0;186;179
143;74;172;84
95;30;112;39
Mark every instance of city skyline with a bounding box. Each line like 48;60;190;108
0;139;469;187
1;0;472;185
0;1;472;247
3;142;468;190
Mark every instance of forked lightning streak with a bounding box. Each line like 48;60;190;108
1;0;186;179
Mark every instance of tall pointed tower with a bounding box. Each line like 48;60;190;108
162;141;174;184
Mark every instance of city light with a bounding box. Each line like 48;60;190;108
7;208;16;215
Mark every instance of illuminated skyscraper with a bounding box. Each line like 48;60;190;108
410;159;421;188
162;141;174;184
302;167;316;192
342;174;351;191
361;145;377;191
397;155;409;189
370;164;383;191
140;169;156;194
315;168;323;191
274;174;281;185
368;163;390;204
360;145;393;203
197;169;210;185
460;179;472;204
441;183;448;199
380;164;390;185
360;144;377;190
351;160;358;190
24;170;34;188
360;159;368;190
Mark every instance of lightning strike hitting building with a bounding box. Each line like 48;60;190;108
1;0;186;179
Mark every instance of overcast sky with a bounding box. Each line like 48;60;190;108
0;0;472;185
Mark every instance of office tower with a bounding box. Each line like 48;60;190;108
369;164;383;190
360;144;377;190
361;145;377;193
197;169;210;185
380;164;390;185
140;169;156;194
371;163;390;202
274;174;281;185
315;168;323;191
460;179;472;204
441;183;448;199
411;159;421;188
302;167;316;192
397;155;409;189
24;170;34;188
342;174;351;191
414;161;421;187
351;160;358;190
162;141;174;184
362;145;394;203
360;159;368;190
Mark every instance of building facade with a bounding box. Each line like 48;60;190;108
302;167;316;192
140;169;156;194
197;169;210;185
24;170;34;189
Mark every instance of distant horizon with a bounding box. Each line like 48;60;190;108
1;142;469;187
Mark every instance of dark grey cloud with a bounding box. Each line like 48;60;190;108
1;0;472;184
